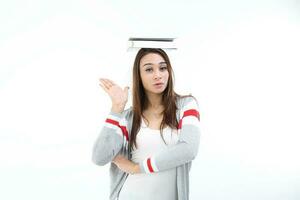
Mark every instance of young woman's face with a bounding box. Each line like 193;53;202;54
139;53;169;95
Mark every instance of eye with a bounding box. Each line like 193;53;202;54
145;68;153;72
160;66;167;71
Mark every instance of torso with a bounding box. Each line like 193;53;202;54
142;107;165;130
118;119;179;200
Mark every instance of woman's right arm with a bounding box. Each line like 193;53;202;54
92;78;129;166
92;110;128;166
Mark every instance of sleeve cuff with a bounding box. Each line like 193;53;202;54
109;110;123;119
139;157;159;174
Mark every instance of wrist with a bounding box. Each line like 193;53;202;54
111;105;124;113
132;164;141;174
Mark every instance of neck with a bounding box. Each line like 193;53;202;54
146;93;163;110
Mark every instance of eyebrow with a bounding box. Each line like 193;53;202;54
143;62;167;67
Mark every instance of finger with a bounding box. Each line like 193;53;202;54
99;80;108;90
104;78;116;85
102;78;115;85
99;82;109;92
100;79;113;88
101;78;115;87
123;86;129;93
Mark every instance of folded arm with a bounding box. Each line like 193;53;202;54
138;97;201;173
92;111;129;166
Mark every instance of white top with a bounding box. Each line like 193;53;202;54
118;118;179;200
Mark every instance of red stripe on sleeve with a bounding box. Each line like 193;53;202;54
105;118;129;141
184;109;200;120
119;126;129;141
177;109;200;129
105;118;119;126
147;158;154;173
178;119;183;129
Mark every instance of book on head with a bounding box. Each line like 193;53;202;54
127;37;177;51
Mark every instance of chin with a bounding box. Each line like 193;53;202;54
146;89;164;95
154;88;167;94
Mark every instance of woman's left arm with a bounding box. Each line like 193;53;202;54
138;96;201;174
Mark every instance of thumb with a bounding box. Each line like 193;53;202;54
123;86;129;93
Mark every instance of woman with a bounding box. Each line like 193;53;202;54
92;48;201;200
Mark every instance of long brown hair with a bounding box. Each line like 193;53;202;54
130;48;181;151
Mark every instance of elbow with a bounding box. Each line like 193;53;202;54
181;126;201;161
92;152;110;166
187;143;199;161
191;150;198;160
187;150;197;161
92;157;107;166
189;130;200;160
92;157;109;166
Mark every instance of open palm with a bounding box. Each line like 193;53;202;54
99;78;129;109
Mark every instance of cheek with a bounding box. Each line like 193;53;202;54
140;73;149;86
164;72;169;80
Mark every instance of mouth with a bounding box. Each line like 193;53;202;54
153;82;164;89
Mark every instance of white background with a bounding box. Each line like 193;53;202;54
0;0;299;199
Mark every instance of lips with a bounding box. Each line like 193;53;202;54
153;82;164;89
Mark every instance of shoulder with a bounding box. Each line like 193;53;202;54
176;94;200;121
176;94;199;110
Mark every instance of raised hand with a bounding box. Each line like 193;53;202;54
99;78;129;113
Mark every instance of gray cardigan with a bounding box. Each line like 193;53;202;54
92;96;201;200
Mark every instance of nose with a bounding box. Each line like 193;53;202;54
153;69;162;80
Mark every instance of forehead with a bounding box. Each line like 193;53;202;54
140;53;165;65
